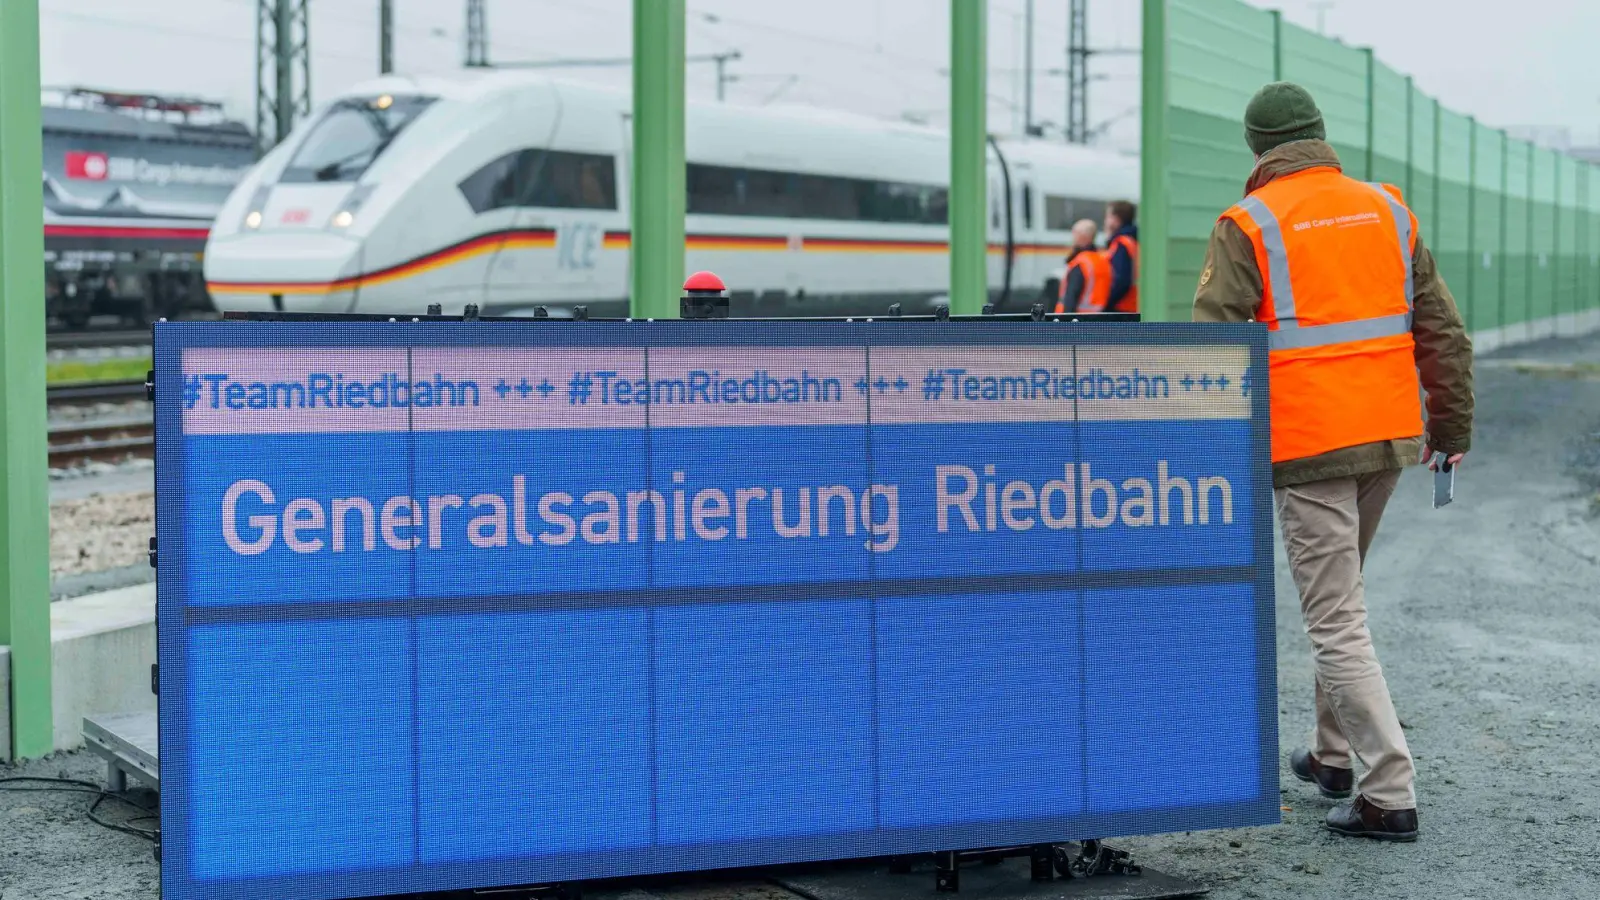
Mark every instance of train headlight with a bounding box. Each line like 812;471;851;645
240;184;272;231
328;183;376;231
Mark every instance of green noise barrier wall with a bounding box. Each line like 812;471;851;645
1141;0;1600;346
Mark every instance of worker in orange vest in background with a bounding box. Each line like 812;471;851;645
1055;219;1112;313
1104;199;1139;313
1194;81;1475;844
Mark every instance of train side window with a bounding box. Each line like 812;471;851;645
744;169;799;218
687;162;944;224
800;173;859;220
1020;183;1034;229
1044;194;1103;232
457;151;522;214
1045;195;1073;231
688;164;745;215
525;150;617;210
458;149;617;213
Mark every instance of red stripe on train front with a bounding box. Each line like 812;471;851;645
45;225;212;241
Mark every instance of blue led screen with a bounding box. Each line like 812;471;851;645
154;320;1279;900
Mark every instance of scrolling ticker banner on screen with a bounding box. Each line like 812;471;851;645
153;320;1279;900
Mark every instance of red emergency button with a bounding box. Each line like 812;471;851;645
683;271;727;293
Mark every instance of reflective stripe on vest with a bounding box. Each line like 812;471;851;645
1059;251;1110;312
1234;190;1414;351
1078;254;1101;311
1367;182;1415;308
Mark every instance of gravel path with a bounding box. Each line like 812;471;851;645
4;332;1598;900
1124;332;1600;897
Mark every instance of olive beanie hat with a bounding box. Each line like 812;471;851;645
1245;82;1326;156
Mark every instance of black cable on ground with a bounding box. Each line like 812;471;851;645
0;775;160;842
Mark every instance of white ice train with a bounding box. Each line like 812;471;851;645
204;70;1139;318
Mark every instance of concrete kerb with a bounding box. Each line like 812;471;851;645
1472;309;1600;355
0;582;154;761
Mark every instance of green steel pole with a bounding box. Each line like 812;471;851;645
1403;76;1413;204
1466;117;1476;330
0;0;53;758
1363;49;1374;184
630;0;686;318
1526;145;1534;337
1139;0;1169;321
1499;131;1508;330
949;0;987;315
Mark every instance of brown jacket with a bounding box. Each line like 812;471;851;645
1193;140;1475;488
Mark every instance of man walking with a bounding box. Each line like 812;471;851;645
1193;82;1475;841
1055;219;1112;313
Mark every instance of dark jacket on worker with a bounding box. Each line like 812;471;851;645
1106;223;1139;310
1192;139;1475;488
1061;246;1097;313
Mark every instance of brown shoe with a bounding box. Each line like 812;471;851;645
1289;748;1353;799
1325;795;1418;842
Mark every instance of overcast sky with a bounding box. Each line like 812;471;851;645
37;0;1600;153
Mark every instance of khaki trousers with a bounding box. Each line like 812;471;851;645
1275;469;1416;810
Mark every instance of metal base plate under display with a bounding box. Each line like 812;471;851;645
771;850;1206;900
83;710;159;793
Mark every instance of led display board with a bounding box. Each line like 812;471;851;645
154;320;1278;900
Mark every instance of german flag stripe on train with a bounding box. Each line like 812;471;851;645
207;228;1074;294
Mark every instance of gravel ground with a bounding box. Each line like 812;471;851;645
50;490;153;582
4;332;1599;900
47;401;149;428
49;465;156;601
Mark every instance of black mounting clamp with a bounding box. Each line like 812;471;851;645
1030;302;1047;322
935;850;960;893
463;304;481;321
1058;840;1142;878
934;304;951;321
891;841;1142;893
681;271;731;320
426;303;443;316
887;302;903;317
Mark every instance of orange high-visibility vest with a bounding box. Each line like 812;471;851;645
1108;233;1139;312
1055;249;1113;313
1220;168;1425;463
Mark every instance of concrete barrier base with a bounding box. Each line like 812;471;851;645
1474;309;1600;355
0;582;155;761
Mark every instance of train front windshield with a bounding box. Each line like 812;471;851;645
278;94;436;184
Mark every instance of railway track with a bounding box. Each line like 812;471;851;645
48;379;150;405
47;329;153;350
48;417;154;467
48;379;153;467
